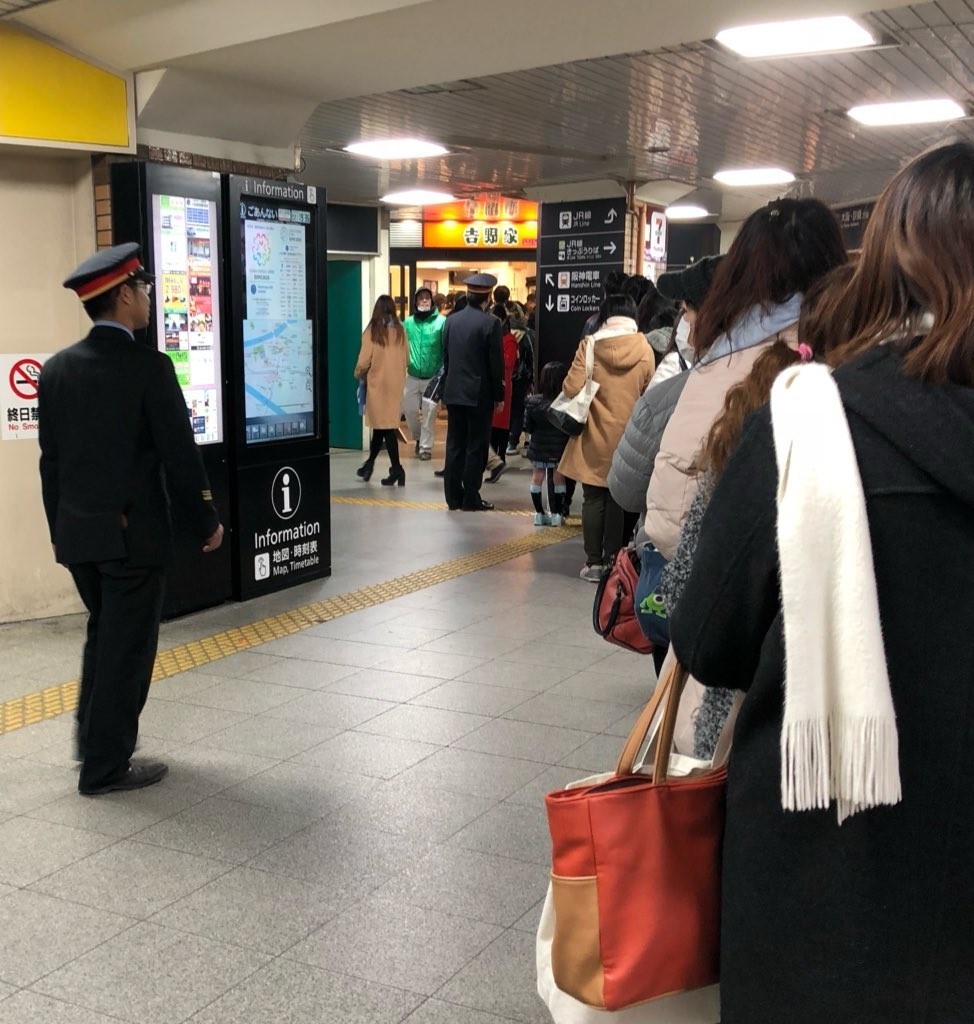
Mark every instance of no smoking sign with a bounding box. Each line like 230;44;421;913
9;358;42;400
3;353;51;442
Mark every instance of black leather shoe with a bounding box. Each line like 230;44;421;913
486;463;507;483
356;460;375;481
434;469;445;478
463;500;495;511
80;761;168;796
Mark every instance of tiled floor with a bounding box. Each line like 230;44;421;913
0;449;656;1023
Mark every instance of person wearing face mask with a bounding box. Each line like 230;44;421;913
402;287;446;460
607;257;723;521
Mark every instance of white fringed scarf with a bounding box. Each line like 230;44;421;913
770;364;902;824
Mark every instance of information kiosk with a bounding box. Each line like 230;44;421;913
225;175;331;600
110;163;234;617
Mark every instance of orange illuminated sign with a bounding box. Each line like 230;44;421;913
424;197;539;222
423;220;538;249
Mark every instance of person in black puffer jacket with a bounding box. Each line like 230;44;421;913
523;361;571;525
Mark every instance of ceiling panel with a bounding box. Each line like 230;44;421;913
297;2;974;215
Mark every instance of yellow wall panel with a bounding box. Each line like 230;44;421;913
0;24;129;148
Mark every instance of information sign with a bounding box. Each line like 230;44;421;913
238;198;316;444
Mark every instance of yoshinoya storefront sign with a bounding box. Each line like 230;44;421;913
235;457;330;598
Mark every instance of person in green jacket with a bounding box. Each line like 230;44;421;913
402;287;446;459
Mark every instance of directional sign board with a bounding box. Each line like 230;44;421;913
537;198;625;365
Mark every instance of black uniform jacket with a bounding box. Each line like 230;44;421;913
38;325;219;566
441;304;504;408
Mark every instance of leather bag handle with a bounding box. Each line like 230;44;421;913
652;662;689;783
614;662;677;776
615;660;740;781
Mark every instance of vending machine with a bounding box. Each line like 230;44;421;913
224;175;331;600
111;163;234;617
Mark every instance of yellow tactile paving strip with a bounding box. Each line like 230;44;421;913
0;524;579;737
332;496;534;517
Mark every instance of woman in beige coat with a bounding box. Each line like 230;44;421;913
354;295;409;485
559;294;655;580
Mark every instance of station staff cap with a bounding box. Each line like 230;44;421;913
463;273;498;295
63;242;154;302
656;255;723;309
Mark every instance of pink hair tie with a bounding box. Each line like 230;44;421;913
797;343;814;363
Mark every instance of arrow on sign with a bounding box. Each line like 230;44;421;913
545;296;555;312
545;273;555;287
605;208;618;224
604;241;617;255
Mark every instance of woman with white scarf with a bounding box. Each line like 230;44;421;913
644;198;847;560
670;142;974;1023
557;293;655;580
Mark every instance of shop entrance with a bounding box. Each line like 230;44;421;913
390;250;536;316
415;259;535;308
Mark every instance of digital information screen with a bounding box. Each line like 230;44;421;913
151;194;223;445
240;203;315;444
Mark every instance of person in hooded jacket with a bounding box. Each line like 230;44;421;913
402;287;446;460
671;141;974;1024
558;293;655;580
607;257;723;516
645;198;846;559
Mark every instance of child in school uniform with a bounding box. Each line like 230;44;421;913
523;361;571;525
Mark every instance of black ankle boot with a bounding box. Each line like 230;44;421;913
356;460;375;481
381;466;406;487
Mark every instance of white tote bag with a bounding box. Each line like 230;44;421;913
547;336;599;436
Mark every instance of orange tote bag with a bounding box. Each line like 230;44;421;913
544;663;726;1012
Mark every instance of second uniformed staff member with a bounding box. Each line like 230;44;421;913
441;274;505;511
38;243;224;796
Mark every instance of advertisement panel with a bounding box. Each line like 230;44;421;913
151;193;223;444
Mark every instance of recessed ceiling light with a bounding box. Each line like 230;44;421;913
345;138;449;159
716;16;875;58
665;204;710;220
380;189;455;205
848;98;966;126
714;168;795;187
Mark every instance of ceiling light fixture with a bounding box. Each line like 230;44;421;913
716;16;875;58
345;138;449;160
665;204;710;220
380;189;455;205
714;168;795;187
848;98;966;126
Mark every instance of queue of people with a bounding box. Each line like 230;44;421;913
554;142;973;1023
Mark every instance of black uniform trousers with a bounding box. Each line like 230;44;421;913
69;559;166;790
444;402;493;509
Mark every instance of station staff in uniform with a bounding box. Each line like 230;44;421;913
38;243;224;796
441;273;505;511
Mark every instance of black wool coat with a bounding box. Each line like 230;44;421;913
670;346;974;1024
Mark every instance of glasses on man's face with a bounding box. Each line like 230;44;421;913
133;281;153;296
